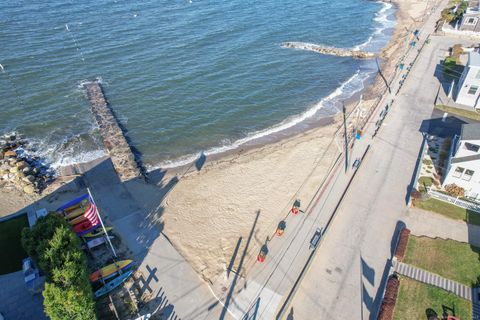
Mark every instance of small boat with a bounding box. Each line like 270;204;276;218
68;213;88;226
83;227;113;238
90;260;134;282
64;205;88;220
73;220;100;236
94;270;133;298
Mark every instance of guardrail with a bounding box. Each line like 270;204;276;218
428;188;480;213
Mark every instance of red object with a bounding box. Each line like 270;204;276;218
291;207;299;215
257;254;266;262
84;203;100;226
73;219;98;235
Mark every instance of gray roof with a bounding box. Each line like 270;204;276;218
451;153;480;163
461;123;480;140
469;51;480;67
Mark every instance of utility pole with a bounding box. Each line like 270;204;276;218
343;104;349;173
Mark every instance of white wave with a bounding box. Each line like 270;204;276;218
354;1;395;51
151;70;369;170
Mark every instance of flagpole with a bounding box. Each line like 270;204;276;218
87;188;117;258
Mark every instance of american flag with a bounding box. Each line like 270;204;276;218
84;200;100;226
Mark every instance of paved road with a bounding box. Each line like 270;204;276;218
288;14;477;320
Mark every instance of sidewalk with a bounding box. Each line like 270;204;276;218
406;207;480;248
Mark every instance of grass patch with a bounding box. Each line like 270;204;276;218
418;176;433;192
423;159;433;166
436;104;480;121
404;235;480;286
0;214;29;275
413;198;480;226
393;277;471;320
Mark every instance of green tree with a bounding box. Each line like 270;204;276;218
21;214;97;320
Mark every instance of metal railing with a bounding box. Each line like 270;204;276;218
428;188;480;213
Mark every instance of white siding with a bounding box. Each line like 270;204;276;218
456;65;480;108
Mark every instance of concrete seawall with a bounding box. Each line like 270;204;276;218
83;80;143;182
282;42;376;59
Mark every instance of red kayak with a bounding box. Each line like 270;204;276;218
73;220;99;235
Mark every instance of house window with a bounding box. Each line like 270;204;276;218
465;142;480;152
466;17;477;25
453;167;465;178
463;169;475;181
468;85;479;95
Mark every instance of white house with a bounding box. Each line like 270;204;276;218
443;123;480;199
455;50;480;108
458;0;480;32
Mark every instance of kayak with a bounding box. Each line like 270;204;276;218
94;270;133;298
90;260;134;282
68;213;88;226
64;198;89;213
73;220;100;236
83;227;113;238
64;205;88;220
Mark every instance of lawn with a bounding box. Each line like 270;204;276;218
393;277;471;320
0;214;29;275
404;235;480;286
413;197;480;226
436;104;480;122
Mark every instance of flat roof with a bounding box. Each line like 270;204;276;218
461;123;480;140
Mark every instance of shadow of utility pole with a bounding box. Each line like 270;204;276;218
219;210;260;320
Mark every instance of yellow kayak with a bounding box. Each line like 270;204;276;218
64;205;88;220
89;260;133;282
83;227;113;238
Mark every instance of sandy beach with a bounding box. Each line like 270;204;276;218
0;0;440;286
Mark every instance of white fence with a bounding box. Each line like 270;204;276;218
428;188;480;213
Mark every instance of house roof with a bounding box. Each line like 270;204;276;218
451;153;480;163
461;123;480;140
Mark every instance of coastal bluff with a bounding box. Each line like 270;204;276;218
83;80;143;182
282;42;376;59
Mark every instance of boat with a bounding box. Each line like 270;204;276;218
73;220;100;236
83;227;113;238
64;205;88;220
94;270;133;298
90;260;134;282
68;213;88;226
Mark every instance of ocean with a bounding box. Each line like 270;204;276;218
0;0;395;170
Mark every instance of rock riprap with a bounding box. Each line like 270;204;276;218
282;42;376;59
0;133;51;195
83;80;143;181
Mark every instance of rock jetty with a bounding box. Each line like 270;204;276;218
282;42;376;59
0;134;51;195
83;80;143;182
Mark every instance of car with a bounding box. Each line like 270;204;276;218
310;228;323;249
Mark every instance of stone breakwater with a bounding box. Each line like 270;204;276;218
0;134;52;195
83;80;143;182
282;42;376;59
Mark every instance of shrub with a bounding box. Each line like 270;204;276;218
444;183;465;198
22;214;96;320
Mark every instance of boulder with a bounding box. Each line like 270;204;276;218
0;151;3;160
4;150;16;158
23;185;35;194
22;167;32;175
9;167;18;174
24;175;35;183
15;161;27;170
32;168;40;176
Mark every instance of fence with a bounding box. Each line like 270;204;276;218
427;188;480;213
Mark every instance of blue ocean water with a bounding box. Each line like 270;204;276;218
0;0;395;169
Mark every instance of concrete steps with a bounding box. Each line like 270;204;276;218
394;261;472;301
